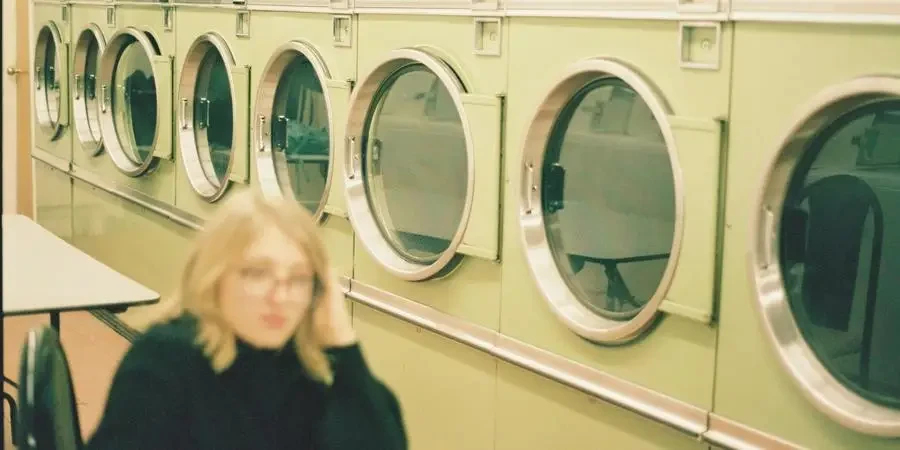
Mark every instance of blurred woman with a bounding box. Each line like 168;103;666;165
85;190;407;450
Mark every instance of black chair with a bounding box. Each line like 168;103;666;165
781;173;884;388
3;382;19;446
17;326;84;450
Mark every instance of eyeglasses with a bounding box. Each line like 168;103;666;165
237;266;313;301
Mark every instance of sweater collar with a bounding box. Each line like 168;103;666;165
230;337;311;383
178;313;310;382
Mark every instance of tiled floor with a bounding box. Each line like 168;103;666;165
2;311;131;448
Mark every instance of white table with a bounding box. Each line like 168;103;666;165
2;214;160;442
1;213;160;330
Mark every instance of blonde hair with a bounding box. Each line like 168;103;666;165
155;189;333;383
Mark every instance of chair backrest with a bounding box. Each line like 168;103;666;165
782;173;883;332
17;326;84;450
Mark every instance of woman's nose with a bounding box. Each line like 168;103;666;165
263;279;291;304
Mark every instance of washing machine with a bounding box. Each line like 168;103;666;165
94;0;176;202
246;0;356;276
173;0;253;217
716;3;900;449
69;2;109;161
343;3;504;448
500;3;728;448
32;0;72;168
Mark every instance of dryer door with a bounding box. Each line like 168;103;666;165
518;58;684;344
255;42;335;217
178;33;244;202
34;22;68;142
343;48;481;281
98;28;171;177
72;25;106;156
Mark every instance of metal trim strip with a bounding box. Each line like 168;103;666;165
40;160;805;449
31;148;71;173
493;333;708;434
704;414;805;450
237;2;900;24
246;5;335;13
729;11;900;25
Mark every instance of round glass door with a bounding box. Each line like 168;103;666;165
343;49;474;281
520;59;681;343
363;65;468;265
780;100;900;409
114;41;156;164
34;23;66;139
179;35;236;200
73;26;105;155
272;57;329;208
194;51;232;182
98;29;162;176
753;76;900;436
255;43;332;217
543;77;675;320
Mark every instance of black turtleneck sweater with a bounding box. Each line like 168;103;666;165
85;314;407;450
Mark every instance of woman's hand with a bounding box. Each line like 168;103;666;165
312;269;358;348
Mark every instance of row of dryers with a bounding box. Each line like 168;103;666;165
31;0;900;447
34;1;690;332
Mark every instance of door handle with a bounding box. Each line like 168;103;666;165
6;66;24;76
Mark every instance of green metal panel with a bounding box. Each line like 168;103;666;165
353;304;497;450
458;93;503;261
353;244;503;330
323;78;352;218
659;116;723;324
228;65;251;184
320;217;355;281
356;15;507;95
151;55;174;161
34;160;73;242
495;362;707;450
